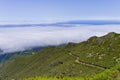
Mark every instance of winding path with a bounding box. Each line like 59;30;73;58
68;53;108;70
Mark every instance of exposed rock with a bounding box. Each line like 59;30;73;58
109;43;112;47
105;32;117;38
98;56;102;60
87;36;98;42
87;53;93;58
116;58;120;63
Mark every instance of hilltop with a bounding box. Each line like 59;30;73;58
0;32;120;80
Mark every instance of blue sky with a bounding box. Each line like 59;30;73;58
0;0;120;22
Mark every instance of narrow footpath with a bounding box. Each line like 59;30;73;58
68;53;108;70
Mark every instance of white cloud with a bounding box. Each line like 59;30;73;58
0;25;120;54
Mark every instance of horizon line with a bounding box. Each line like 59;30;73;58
1;19;120;25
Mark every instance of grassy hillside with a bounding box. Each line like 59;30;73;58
92;64;120;80
23;64;120;80
0;32;120;80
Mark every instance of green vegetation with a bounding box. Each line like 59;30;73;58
23;77;85;80
0;32;120;80
24;64;120;80
92;64;120;80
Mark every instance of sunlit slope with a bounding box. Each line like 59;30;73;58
23;64;120;80
0;32;120;80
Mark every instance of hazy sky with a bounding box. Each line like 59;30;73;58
0;0;120;21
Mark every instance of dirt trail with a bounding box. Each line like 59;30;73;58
68;53;108;70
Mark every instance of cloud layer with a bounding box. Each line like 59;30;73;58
0;25;120;53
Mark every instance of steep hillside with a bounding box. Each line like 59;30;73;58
23;64;120;80
92;64;120;80
0;32;120;80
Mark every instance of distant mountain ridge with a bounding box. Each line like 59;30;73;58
0;47;46;63
0;20;120;27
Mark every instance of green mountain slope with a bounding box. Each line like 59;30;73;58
23;64;120;80
0;32;120;80
92;64;120;80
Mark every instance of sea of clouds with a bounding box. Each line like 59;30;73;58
0;24;120;54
